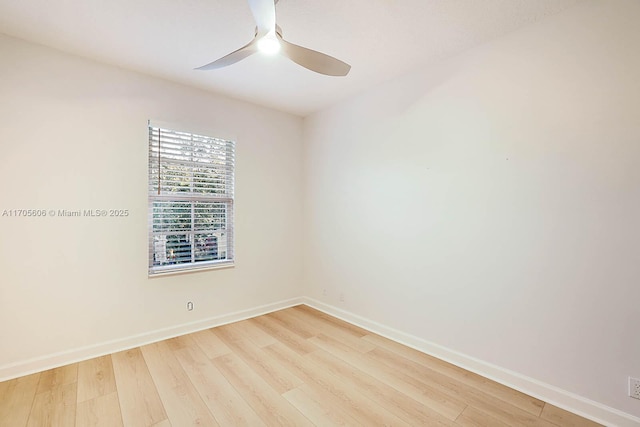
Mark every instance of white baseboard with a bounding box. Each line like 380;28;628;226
0;297;304;382
302;297;640;427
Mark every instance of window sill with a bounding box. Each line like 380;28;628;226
148;261;234;278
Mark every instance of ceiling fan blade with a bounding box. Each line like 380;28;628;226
279;37;351;76
195;38;258;70
247;0;276;35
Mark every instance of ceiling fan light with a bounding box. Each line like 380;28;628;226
257;35;281;55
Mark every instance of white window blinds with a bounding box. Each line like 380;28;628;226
148;122;235;275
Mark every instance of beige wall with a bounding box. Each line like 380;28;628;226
0;34;303;373
303;0;640;419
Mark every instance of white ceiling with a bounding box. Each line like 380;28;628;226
0;0;583;116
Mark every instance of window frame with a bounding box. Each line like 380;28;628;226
147;121;235;277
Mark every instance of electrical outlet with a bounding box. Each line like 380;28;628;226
186;301;194;311
322;289;327;296
339;293;344;302
630;377;640;399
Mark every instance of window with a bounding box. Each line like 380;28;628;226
148;122;235;275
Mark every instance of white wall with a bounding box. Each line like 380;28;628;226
0;34;303;375
303;0;640;420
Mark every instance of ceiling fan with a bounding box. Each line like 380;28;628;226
195;0;351;76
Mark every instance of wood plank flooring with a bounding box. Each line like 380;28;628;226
0;305;601;426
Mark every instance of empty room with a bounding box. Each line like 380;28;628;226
0;0;639;425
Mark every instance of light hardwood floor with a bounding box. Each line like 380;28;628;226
0;305;601;426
